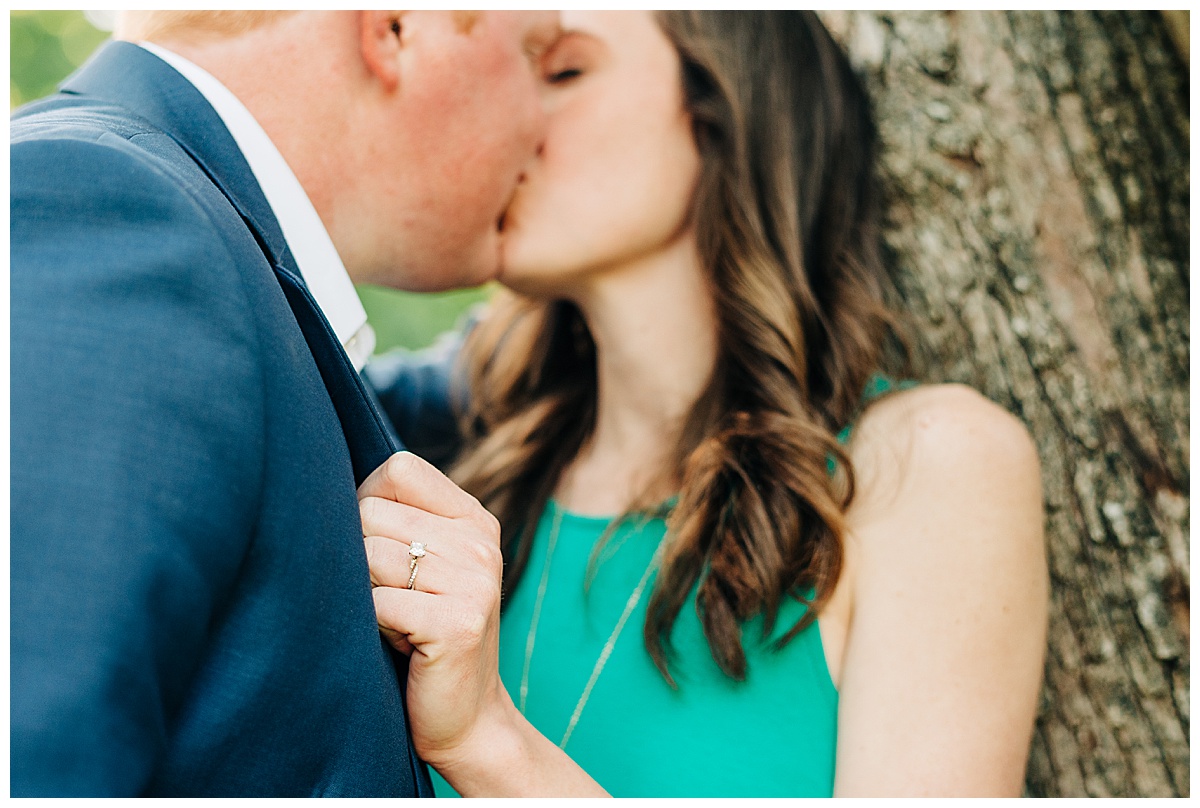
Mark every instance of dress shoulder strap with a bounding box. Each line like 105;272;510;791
834;373;919;446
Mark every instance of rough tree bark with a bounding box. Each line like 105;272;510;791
818;11;1189;797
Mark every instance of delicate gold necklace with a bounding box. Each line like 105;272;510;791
518;501;663;749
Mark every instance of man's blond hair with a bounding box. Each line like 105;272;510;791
116;11;294;43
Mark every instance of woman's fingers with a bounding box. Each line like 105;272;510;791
357;453;503;608
373;587;439;654
373;584;492;654
360;495;445;544
365;534;414;589
358;451;486;522
360;492;503;591
380;624;415;657
365;534;455;594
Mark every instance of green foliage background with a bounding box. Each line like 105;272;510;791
9;10;487;353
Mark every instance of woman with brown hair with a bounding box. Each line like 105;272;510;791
362;10;1047;797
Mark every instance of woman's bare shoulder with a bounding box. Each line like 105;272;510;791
846;382;1042;529
854;382;1037;466
839;381;1045;605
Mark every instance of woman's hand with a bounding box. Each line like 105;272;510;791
352;451;600;797
357;451;511;768
358;452;608;797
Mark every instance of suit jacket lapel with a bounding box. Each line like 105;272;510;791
61;42;402;485
272;269;403;484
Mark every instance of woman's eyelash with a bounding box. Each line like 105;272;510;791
547;68;582;84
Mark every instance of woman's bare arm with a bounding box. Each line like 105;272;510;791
832;384;1048;796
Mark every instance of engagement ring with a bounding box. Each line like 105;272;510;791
407;542;427;590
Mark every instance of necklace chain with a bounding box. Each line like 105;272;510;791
518;502;662;749
518;505;563;715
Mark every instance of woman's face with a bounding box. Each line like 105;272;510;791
497;11;701;295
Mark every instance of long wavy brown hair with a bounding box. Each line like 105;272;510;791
451;10;906;684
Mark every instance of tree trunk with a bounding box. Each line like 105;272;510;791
819;10;1189;798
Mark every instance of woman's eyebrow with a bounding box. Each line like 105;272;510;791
541;29;598;57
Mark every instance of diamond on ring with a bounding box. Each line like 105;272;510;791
409;542;427;558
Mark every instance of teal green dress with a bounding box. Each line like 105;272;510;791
432;375;912;797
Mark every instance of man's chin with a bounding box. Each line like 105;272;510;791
384;261;495;294
493;263;564;299
460;265;503;292
416;269;497;293
415;243;502;293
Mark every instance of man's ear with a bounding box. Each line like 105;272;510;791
360;10;406;91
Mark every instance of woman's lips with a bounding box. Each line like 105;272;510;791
498;173;529;234
498;201;520;235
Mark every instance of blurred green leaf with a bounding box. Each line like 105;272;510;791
11;15;72;103
60;13;109;64
359;284;493;353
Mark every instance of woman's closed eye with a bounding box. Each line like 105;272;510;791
541;31;595;86
546;67;583;84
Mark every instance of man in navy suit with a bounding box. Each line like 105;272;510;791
10;11;560;796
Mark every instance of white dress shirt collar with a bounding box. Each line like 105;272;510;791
137;41;376;371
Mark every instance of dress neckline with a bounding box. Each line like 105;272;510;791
545;498;618;527
545;496;678;527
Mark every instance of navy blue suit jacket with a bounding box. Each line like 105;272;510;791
11;42;434;797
